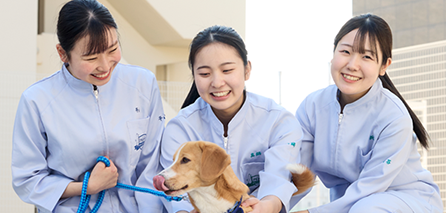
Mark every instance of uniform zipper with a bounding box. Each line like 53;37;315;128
338;113;344;124
93;85;99;99
93;85;109;156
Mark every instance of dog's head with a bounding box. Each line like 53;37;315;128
153;141;231;196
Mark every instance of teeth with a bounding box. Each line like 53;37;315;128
212;91;229;97
93;72;108;78
343;74;360;81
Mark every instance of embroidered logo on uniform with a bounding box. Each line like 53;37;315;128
134;133;146;150
158;114;166;121
369;135;374;141
250;151;262;158
385;159;391;164
135;107;140;113
288;142;296;147
245;174;260;188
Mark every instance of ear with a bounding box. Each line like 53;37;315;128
244;61;251;81
56;44;68;63
199;141;231;183
379;58;392;76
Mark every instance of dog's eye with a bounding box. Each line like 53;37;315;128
181;157;191;164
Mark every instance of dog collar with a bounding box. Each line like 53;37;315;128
227;196;244;213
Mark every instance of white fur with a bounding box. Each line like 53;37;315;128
188;184;234;213
286;164;306;174
160;143;187;178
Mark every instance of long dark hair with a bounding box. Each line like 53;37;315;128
57;0;118;59
181;25;248;109
334;13;430;149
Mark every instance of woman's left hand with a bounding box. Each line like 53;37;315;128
241;195;282;213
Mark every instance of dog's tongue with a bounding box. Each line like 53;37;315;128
153;175;169;191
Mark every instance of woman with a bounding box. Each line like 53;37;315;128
160;25;304;213
293;14;443;213
11;0;164;212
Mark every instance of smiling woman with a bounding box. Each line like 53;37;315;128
160;25;305;213
11;0;165;212
292;14;443;213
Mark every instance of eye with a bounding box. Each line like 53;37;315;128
341;50;350;54
85;57;97;61
110;47;118;53
363;55;373;60
223;69;234;73
181;157;190;164
198;73;209;77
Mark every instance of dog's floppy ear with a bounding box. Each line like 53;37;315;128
198;141;231;184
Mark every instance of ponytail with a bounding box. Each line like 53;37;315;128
379;73;430;149
181;82;200;109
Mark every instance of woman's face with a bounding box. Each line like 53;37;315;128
57;28;121;86
331;29;391;105
193;42;251;116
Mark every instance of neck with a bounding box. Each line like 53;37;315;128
212;91;246;137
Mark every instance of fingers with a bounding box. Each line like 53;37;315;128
241;197;260;207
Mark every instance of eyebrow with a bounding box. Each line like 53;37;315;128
340;43;375;55
196;62;236;70
82;40;119;57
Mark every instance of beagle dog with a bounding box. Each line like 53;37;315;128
153;141;314;213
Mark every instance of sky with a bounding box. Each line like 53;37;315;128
245;0;352;113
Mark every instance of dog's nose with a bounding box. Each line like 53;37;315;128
153;175;169;191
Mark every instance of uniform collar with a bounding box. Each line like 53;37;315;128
336;78;383;110
61;63;95;93
206;91;250;137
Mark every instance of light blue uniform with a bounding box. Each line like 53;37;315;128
161;92;302;213
12;63;165;212
293;79;443;213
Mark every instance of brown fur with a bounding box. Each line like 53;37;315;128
160;141;314;213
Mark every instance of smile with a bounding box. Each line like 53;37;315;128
91;71;109;79
212;91;230;97
342;73;361;81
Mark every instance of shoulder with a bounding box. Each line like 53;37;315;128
175;98;208;120
245;92;297;122
375;87;412;125
21;70;65;102
114;63;156;83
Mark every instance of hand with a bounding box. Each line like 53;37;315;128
241;195;282;213
87;156;119;194
291;210;309;213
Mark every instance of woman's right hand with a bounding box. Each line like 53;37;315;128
87;156;119;194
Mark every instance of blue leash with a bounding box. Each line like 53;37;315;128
77;156;185;213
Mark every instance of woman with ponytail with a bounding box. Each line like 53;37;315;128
293;14;442;213
160;25;304;213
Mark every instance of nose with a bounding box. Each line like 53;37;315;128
347;54;360;71
211;72;225;88
97;54;111;71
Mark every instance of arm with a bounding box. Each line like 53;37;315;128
135;76;166;212
11;94;73;211
290;98;316;207
309;116;413;213
255;110;304;213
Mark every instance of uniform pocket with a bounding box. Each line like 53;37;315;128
127;117;150;166
241;162;264;193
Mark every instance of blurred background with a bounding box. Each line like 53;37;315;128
1;0;445;212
